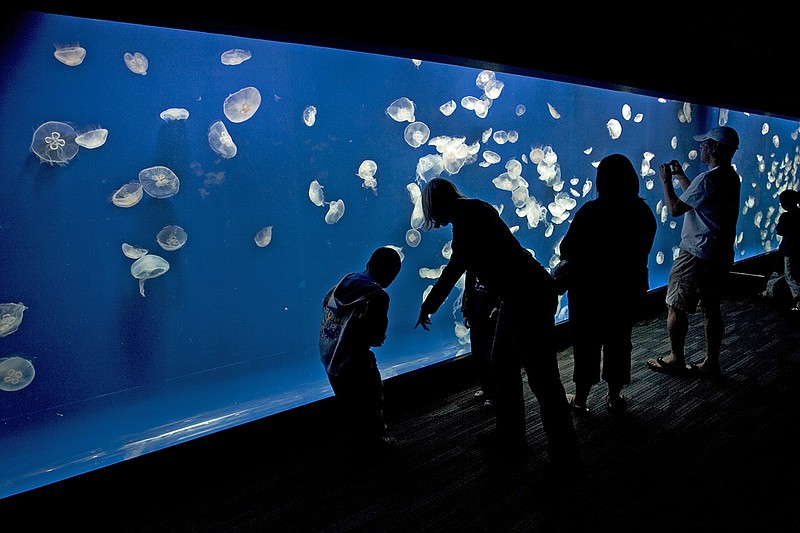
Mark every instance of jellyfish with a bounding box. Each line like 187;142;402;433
139;166;180;198
131;254;170;297
439;100;456;116
208;120;237;158
224;86;261;123
124;52;148;75
515;104;526;116
416;154;444;181
111;181;144;208
547;103;561;119
30;121;79;165
156;225;187;251
404;121;430;148
606;118;623;139
302;106;317;127
122;243;148;259
308;180;325;207
254;226;273;247
0;356;35;392
386;97;415;123
325;199;345;224
357;160;377;181
406;228;421;247
0;303;27;337
75;127;108;149
53;44;85;66
160;108;189;121
220;49;252;65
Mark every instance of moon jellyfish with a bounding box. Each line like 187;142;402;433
308;180;325;207
515;104;526;116
139;166;180;198
208;120;237;159
357;160;377;181
224;86;261;123
404;121;430;148
131;254;169;297
124;52;148;75
75;127;108;149
156;225;188;251
30;121;79;166
406;228;422;247
111;181;144;208
221;48;252;65
122;243;148;259
547;103;561;119
416;154;444;181
0;356;35;392
54;44;85;66
606;118;623;139
254;226;273;247
325;199;345;224
386;97;415;123
302;106;317;127
160;108;189;121
439;100;456;116
0;303;27;337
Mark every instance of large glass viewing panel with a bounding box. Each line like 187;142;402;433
1;12;798;499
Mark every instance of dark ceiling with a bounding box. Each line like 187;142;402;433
7;4;800;120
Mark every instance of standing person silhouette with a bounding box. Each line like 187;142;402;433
319;246;402;454
776;189;800;311
560;154;656;412
414;177;583;478
647;126;741;377
462;270;500;407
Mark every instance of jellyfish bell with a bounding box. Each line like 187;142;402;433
357;160;377;180
124;52;148;75
111;181;143;208
386;97;415;123
208;120;237;158
404;121;430;148
0;356;35;392
122;243;148;259
324;199;345;224
30;121;79;166
254;226;273;247
220;49;252;65
302;106;317;127
54;44;86;66
308;180;325;207
160;108;189;121
405;228;422;247
75;127;108;149
224;86;261;123
131;254;170;297
0;303;27;337
139;166;180;198
156;225;188;251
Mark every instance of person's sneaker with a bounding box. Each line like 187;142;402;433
566;393;589;414
483;398;494;408
606;393;627;412
474;389;486;398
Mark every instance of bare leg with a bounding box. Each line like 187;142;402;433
663;304;688;365
700;303;723;370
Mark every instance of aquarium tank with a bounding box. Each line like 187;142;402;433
1;11;798;499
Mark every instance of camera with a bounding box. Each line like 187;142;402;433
667;162;680;174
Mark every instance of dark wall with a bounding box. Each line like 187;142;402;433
10;4;800;120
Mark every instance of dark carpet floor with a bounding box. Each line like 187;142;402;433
3;280;799;532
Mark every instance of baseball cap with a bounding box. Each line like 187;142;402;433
693;126;739;150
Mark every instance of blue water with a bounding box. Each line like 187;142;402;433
1;12;798;499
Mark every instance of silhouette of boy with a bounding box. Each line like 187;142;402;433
319;246;402;452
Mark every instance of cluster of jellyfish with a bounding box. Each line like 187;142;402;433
0;303;35;392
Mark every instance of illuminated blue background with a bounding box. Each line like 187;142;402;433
1;12;798;498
